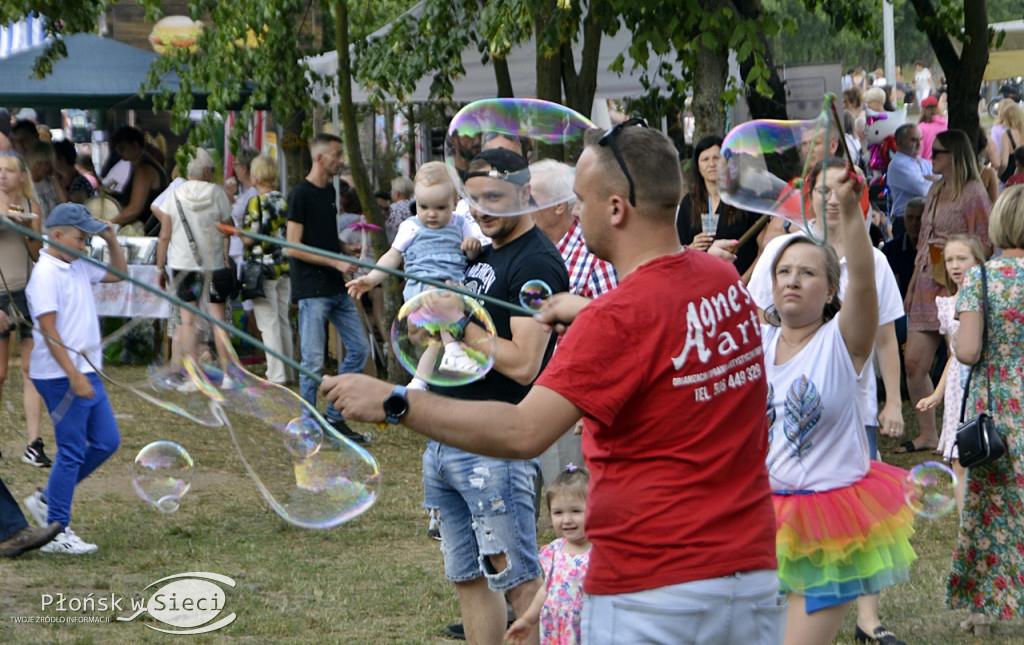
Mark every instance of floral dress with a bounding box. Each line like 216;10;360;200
948;258;1024;619
935;295;964;461
539;537;590;645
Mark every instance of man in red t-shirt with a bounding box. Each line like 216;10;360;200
323;125;782;644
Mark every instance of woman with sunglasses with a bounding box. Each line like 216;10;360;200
901;129;991;454
676;135;765;281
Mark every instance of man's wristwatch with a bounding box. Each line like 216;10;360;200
382;385;409;425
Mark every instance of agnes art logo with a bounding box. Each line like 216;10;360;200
118;572;236;635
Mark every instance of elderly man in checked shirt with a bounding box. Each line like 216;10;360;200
529;159;618;489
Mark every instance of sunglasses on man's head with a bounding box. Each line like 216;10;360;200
598;117;648;206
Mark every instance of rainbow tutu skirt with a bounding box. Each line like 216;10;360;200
774;461;917;600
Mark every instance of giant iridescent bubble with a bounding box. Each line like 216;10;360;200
195;328;381;529
445;98;595;217
392;289;498;387
718;106;842;238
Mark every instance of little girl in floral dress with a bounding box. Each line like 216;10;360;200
505;464;591;645
916;234;990;515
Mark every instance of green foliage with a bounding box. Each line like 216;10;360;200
607;0;792;115
774;0;1024;69
0;1;109;77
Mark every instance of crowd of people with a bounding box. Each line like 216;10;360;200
2;79;1024;645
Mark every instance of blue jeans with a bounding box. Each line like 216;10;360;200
422;440;542;592
34;374;121;529
297;293;369;422
0;477;29;540
582;569;785;645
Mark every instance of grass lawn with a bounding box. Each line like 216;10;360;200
1;365;1022;644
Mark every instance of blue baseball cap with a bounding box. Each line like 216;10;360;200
46;203;108;235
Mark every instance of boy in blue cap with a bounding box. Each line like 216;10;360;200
22;203;126;554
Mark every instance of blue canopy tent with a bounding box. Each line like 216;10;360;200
0;32;237;110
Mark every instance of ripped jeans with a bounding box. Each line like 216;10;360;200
423;440;542;592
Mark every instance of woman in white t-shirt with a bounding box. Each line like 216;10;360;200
763;160;915;645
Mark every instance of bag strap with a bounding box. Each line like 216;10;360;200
959;263;991;422
174;191;204;269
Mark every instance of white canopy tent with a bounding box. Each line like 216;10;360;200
986;20;1024;81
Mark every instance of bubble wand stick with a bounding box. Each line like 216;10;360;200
0;217;320;386
217;223;539;317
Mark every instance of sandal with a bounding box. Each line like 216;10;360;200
893;440;937;454
959;613;992;636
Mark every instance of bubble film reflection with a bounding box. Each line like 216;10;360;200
903;461;957;519
718;109;837;237
392;289;497;387
445;98;595;217
132;441;195;514
206;328;379;529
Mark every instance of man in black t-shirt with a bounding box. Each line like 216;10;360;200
329;148;568;643
286;134;369;443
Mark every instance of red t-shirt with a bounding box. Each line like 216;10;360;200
535;250;777;595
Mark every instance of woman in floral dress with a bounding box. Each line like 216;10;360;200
948;185;1024;635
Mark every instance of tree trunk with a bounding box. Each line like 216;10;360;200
560;9;602;120
494;57;515;97
734;0;788;121
335;0;401;381
909;0;987;145
692;46;728;140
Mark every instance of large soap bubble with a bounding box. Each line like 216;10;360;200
200;328;380;529
445;98;595;217
718;105;846;238
392;289;498;387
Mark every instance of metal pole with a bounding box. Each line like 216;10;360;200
883;1;896;88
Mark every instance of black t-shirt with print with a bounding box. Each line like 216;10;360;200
434;226;569;404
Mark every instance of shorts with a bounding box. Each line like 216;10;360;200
582;570;785;645
422;440;542;592
0;289;32;340
172;269;233;304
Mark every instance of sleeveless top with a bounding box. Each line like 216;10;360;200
0;197;35;291
120;155;169;236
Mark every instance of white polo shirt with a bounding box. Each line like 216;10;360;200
26;250;108;379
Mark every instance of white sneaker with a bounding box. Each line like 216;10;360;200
175;379;200;393
439;349;482;376
40;528;98;555
23;489;48;527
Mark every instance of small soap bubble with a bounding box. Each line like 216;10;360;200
445;98;595;217
904;461;957;518
283;417;323;459
132;441;195;514
392;289;497;387
519;280;552;312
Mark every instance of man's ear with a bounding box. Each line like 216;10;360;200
608;194;628;227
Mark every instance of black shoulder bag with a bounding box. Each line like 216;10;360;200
1001;132;1018;184
954;263;1006;468
238;197;268;300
